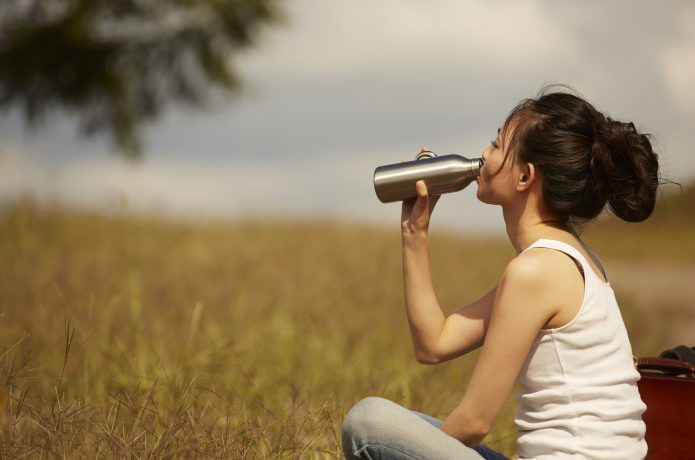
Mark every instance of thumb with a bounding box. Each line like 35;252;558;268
416;180;429;198
416;180;441;217
413;180;430;214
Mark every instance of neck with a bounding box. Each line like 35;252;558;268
503;203;574;255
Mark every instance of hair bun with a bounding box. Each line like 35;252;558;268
591;118;659;222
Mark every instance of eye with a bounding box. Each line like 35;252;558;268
490;139;499;149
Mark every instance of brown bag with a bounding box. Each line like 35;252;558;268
636;353;695;459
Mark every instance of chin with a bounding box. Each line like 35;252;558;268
476;190;499;206
476;188;489;204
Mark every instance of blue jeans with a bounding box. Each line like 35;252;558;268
342;397;510;460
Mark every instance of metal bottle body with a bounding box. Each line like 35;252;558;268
373;153;482;203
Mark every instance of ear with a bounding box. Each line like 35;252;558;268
515;163;536;192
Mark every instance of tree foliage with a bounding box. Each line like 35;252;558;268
0;0;280;158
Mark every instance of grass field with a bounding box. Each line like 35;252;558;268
1;184;693;458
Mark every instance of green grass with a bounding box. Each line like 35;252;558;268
1;186;692;457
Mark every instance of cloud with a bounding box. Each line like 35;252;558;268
244;0;579;81
660;5;695;117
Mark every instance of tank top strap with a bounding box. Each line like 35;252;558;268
524;239;598;282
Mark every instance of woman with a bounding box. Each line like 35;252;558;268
342;87;659;459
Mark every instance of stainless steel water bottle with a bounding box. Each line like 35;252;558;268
373;150;482;203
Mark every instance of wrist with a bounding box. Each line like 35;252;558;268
401;228;429;244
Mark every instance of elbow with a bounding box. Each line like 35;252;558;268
464;416;492;446
414;349;443;365
442;410;492;446
463;428;490;448
470;422;491;442
448;419;491;447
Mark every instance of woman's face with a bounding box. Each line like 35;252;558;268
476;123;523;206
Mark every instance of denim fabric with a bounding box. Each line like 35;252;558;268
342;397;510;460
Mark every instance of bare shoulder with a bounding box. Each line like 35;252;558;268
498;248;584;325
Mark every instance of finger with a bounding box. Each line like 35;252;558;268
401;196;418;228
415;181;440;217
415;180;429;198
402;196;415;212
412;181;431;223
401;195;416;214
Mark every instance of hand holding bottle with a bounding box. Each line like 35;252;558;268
401;179;440;237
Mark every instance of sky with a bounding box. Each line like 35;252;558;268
1;0;694;234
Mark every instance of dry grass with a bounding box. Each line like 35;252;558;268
1;185;692;458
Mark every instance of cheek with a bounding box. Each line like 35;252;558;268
481;163;499;183
476;166;513;204
475;173;494;202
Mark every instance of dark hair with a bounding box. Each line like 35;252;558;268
502;86;660;223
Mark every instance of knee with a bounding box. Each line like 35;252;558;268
343;397;390;436
342;397;395;455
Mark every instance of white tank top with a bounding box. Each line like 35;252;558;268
514;239;647;460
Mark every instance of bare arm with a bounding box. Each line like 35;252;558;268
401;181;495;364
440;250;572;446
